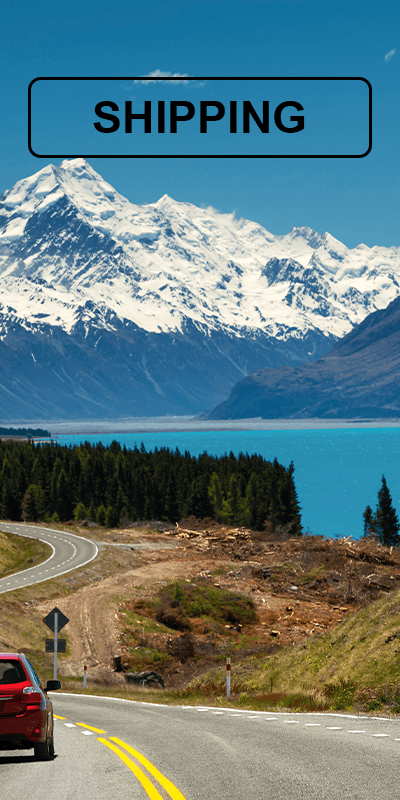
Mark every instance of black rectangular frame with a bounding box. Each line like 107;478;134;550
28;76;372;159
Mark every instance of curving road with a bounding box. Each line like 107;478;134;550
0;522;98;594
2;527;400;798
2;695;400;799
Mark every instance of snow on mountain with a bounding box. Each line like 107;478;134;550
1;158;399;341
0;158;400;419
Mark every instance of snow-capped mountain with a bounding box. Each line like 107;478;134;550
0;158;400;419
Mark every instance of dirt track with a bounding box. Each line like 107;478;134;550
34;519;400;686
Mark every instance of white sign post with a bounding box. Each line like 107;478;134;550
226;657;231;699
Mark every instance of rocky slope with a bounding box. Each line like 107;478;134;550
205;295;400;419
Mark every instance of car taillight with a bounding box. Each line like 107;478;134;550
21;686;42;704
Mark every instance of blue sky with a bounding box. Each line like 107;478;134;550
2;0;399;248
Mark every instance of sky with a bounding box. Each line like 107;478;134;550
1;0;399;249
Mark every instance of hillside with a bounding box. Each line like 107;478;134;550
205;294;400;419
2;518;400;713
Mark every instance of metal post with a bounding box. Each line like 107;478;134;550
53;612;58;681
226;657;231;699
83;660;87;689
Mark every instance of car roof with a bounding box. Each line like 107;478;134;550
0;653;22;659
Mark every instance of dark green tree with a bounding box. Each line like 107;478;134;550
376;475;400;546
96;503;106;526
208;473;223;520
105;505;119;528
55;467;70;521
22;484;47;522
364;476;400;546
363;505;375;537
246;472;260;529
74;501;88;521
227;474;240;523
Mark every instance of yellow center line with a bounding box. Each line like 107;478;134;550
97;738;164;800
75;722;108;734
54;715;67;720
109;737;188;800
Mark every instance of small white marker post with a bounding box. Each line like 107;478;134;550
53;612;58;681
83;660;87;689
226;657;231;699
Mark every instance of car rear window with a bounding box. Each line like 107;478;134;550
0;660;27;684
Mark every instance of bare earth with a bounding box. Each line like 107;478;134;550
33;518;400;688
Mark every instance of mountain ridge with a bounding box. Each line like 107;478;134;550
205;295;400;419
1;158;400;418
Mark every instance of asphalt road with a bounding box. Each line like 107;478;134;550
2;694;400;800
0;522;98;594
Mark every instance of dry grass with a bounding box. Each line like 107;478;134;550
0;528;51;577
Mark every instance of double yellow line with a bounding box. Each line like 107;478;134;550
54;716;187;800
98;737;187;800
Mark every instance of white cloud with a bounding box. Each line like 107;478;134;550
385;49;396;63
135;70;190;85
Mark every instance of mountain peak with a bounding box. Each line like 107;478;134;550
1;159;400;344
154;193;179;210
60;158;90;171
1;160;400;419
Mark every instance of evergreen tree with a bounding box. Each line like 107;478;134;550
227;474;240;523
208;473;223;520
280;461;302;536
375;475;400;546
364;476;400;546
105;505;119;528
56;468;69;521
22;484;47;522
246;472;260;529
74;501;88;521
96;504;106;525
363;505;375;537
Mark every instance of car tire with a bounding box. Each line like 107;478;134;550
34;734;51;761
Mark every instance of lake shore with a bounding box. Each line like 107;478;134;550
5;416;400;436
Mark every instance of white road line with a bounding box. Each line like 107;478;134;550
372;734;389;737
81;730;93;736
305;723;321;727
265;718;279;721
348;730;365;734
326;727;343;730
213;711;224;715
64;723;76;728
284;720;300;724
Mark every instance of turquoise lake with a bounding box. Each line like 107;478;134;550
52;427;400;540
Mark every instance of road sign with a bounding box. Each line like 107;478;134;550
42;607;69;632
45;639;66;653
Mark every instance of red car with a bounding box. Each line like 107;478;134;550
0;653;61;760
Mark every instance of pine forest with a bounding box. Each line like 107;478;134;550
0;440;302;534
